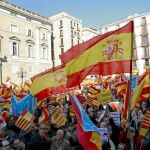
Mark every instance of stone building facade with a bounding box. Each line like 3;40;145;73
0;0;52;85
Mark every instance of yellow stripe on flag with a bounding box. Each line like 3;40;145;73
30;67;66;96
65;34;132;76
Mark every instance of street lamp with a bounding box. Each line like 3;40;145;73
0;54;7;85
17;68;27;88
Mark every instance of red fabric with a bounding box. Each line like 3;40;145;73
66;60;131;87
135;136;142;150
77;123;100;150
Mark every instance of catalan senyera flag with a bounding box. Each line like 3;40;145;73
139;111;150;139
130;71;150;110
15;110;35;131
70;94;102;150
86;95;99;109
50;106;66;128
30;65;67;100
60;21;133;87
96;88;111;105
88;85;101;95
115;81;127;96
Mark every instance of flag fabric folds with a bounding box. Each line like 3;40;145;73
70;94;102;150
130;71;150;110
60;21;133;87
10;94;37;116
38;108;49;125
30;65;67;100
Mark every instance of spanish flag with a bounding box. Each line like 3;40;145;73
70;94;102;150
30;65;67;100
60;21;133;87
130;71;150;110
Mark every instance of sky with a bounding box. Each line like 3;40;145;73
8;0;150;29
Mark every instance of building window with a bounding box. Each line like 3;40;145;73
28;44;34;58
142;35;149;46
132;60;137;67
42;33;46;40
141;17;146;26
71;21;73;29
78;40;80;44
27;29;32;37
42;47;48;59
60;38;63;47
60;20;63;28
12;41;19;56
60;30;63;37
61;48;64;54
77;24;79;31
133;49;137;59
11;25;18;33
133;38;136;48
77;32;80;39
71;38;73;47
71;30;73;37
144;47;149;57
145;59;149;66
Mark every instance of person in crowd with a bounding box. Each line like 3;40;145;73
117;143;128;150
28;124;49;150
65;122;83;150
1;140;11;150
87;107;97;125
49;129;70;150
13;138;25;150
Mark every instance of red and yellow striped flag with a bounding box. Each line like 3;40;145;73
139;111;150;139
130;71;150;110
88;86;101;95
50;106;66;127
115;81;127;96
60;21;133;87
15;110;35;131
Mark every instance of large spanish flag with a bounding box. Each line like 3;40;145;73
30;65;67;100
70;94;102;150
60;21;133;87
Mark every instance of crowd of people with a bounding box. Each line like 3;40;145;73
0;75;150;150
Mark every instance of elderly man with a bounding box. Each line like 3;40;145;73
50;129;70;150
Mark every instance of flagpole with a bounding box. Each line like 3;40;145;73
128;20;134;123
